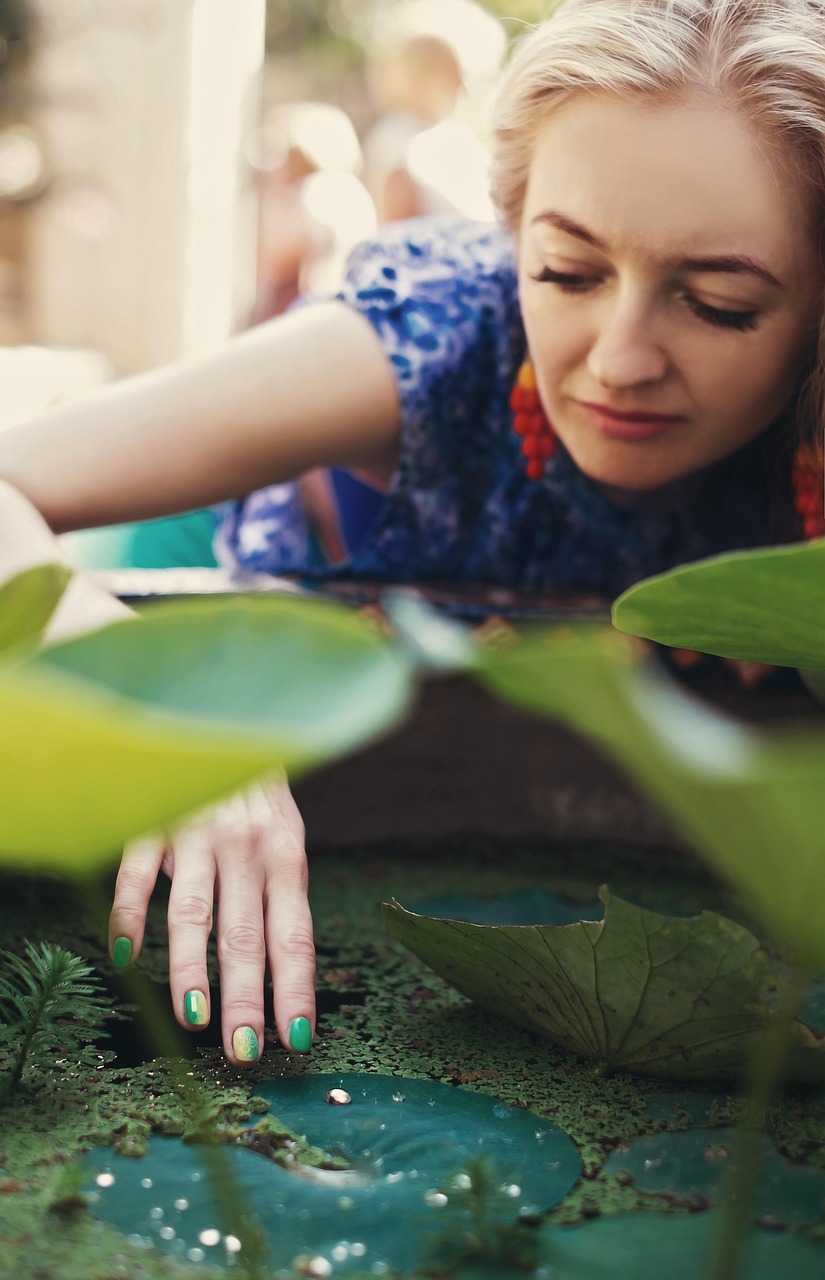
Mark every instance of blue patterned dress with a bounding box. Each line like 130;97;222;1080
215;217;793;599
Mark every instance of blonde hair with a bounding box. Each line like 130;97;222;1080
491;0;825;460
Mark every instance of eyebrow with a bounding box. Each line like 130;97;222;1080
530;211;785;289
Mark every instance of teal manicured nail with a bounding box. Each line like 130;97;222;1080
232;1026;259;1063
184;990;208;1027
288;1017;312;1053
112;936;132;969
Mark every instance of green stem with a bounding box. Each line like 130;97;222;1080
708;966;807;1280
82;875;267;1279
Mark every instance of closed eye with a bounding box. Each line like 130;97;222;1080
685;297;759;332
533;266;760;332
531;266;596;292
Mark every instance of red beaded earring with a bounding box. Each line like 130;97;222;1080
792;443;825;540
510;359;556;480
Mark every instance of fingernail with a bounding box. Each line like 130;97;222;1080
288;1016;312;1053
184;990;208;1027
112;936;132;969
232;1026;259;1063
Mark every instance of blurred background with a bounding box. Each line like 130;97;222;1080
0;0;551;422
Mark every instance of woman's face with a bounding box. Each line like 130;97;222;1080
518;92;823;491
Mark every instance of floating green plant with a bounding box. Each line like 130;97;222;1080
384;888;825;1082
82;1073;581;1275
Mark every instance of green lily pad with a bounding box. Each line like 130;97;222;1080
83;1074;581;1274
384;888;825;1082
0;596;412;872
517;1212;825;1280
611;540;825;669
0;563;71;657
603;1128;825;1225
477;624;825;973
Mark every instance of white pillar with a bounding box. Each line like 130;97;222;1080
27;0;265;375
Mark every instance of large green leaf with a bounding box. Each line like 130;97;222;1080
383;889;824;1082
0;596;413;873
0;563;71;657
612;540;825;669
476;626;825;971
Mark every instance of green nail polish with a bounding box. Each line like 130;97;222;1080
184;990;208;1026
232;1026;259;1063
289;1017;312;1053
112;936;132;969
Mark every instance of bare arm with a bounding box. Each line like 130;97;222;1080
0;302;401;532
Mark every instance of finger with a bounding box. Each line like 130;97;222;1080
261;791;316;1055
166;825;217;1034
214;810;268;1065
109;835;166;968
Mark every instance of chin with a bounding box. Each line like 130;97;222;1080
567;446;682;491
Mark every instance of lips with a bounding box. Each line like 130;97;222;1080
576;401;683;442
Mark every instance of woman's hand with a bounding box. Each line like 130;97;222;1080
109;772;315;1065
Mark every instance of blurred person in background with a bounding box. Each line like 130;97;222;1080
363;0;504;224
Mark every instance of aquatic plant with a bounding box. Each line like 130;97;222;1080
0;939;111;1101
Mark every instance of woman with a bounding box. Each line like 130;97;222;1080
1;0;823;1065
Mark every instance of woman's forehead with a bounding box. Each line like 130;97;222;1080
521;91;817;278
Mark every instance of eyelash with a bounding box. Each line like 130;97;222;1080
531;267;760;333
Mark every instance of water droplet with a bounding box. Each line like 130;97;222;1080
95;1172;115;1188
332;1244;348;1262
293;1255;332;1278
502;1182;522;1197
159;1226;176;1241
224;1235;242;1254
424;1190;448;1207
704;1145;729;1162
426;1098;436;1107
391;1091;406;1103
386;1171;405;1184
149;1206;164;1220
371;1265;390;1277
325;1088;352;1106
187;1247;205;1262
493;1102;512;1120
139;1177;153;1189
643;1157;663;1171
199;1229;221;1247
337;1195;355;1210
174;1198;190;1211
351;1243;367;1257
452;1173;472;1190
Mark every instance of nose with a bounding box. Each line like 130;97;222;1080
586;293;668;389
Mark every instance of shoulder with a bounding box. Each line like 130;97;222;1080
340;215;518;310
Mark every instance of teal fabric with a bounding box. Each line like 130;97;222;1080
63;508;219;570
